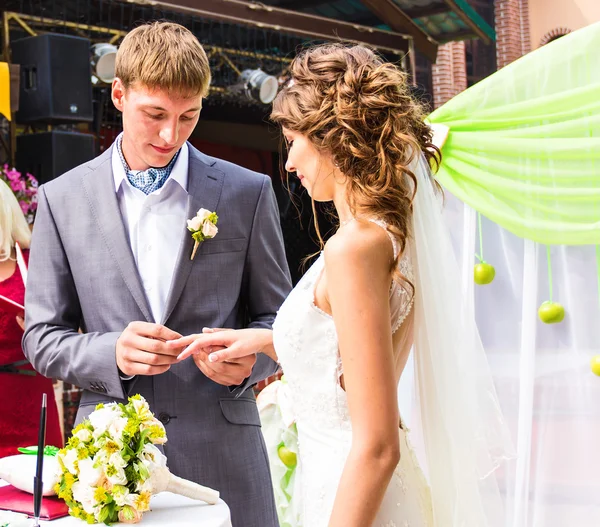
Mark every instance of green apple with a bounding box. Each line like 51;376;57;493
538;301;565;324
474;262;495;285
590;355;600;377
277;445;297;469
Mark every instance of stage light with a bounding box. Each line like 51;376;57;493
238;69;278;104
91;43;118;84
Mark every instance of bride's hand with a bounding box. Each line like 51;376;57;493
168;328;275;362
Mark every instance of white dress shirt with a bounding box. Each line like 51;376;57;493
112;139;189;323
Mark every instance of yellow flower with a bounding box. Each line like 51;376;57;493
56;486;72;501
72;423;86;434
103;440;120;456
134;491;151;512
64;473;76;488
93;486;108;503
124;419;140;438
146;424;167;444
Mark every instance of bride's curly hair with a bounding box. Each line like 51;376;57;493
271;44;440;281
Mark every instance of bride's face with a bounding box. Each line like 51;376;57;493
282;128;337;202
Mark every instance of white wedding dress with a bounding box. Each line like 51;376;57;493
272;219;434;527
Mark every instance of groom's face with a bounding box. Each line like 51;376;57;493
112;79;202;170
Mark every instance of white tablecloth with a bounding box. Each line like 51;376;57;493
0;481;232;527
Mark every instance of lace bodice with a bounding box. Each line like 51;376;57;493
273;219;414;430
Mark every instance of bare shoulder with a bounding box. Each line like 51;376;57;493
323;219;394;277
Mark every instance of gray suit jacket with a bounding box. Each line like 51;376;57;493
23;143;292;527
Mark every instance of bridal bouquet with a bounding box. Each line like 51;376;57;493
55;395;218;524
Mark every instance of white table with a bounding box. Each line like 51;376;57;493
0;482;232;527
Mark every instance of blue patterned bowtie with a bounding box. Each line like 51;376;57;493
116;136;180;195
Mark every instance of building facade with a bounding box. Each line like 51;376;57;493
431;0;600;109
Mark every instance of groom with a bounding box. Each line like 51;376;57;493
23;21;291;526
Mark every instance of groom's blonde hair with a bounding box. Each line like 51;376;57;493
115;21;211;97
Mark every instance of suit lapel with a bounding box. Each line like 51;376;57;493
81;148;153;322
161;149;225;325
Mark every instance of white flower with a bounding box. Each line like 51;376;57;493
77;457;102;487
187;208;218;260
196;208;212;222
60;448;79;475
92;448;108;467
107;416;129;442
132;397;153;422
139;444;167;469
187;216;203;231
135;478;154;494
112;485;135;507
109;452;127;469
74;428;92;443
106;465;128;486
71;482;98;515
88;405;119;439
202;220;218;238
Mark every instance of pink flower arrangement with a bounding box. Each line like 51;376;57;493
0;165;38;224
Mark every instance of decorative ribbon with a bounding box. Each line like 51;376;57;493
596;245;600;312
546;245;553;302
18;446;59;456
475;211;484;263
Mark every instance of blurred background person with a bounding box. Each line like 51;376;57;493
0;178;62;457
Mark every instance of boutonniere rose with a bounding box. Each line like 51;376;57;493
187;208;219;260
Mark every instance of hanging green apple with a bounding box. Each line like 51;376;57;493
591;356;600;376
538;301;565;324
277;444;297;468
474;212;495;285
474;262;495;285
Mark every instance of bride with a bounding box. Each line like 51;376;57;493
171;44;514;526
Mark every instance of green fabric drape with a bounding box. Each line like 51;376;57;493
428;21;600;245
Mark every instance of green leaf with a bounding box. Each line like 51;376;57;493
135;461;150;480
98;505;110;524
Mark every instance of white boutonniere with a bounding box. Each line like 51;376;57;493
187;208;219;260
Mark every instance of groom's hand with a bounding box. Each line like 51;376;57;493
166;328;257;386
191;351;257;387
116;322;185;377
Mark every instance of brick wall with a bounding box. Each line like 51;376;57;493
431;41;467;109
63;383;82;439
495;0;531;69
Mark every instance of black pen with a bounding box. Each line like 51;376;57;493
33;393;47;527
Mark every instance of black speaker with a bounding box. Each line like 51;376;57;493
16;131;96;185
11;34;93;124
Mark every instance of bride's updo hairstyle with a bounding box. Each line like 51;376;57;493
271;44;440;279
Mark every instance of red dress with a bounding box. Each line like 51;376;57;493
0;249;63;458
